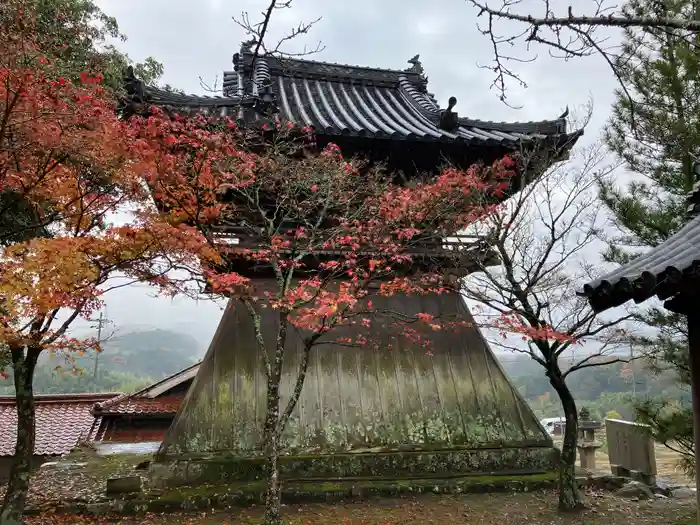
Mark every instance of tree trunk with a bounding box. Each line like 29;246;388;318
685;311;700;525
0;347;39;525
262;390;282;525
549;368;584;512
263;432;282;525
263;311;285;525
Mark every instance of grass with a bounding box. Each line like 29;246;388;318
25;491;697;524
553;436;693;485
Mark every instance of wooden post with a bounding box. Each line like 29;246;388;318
686;310;700;523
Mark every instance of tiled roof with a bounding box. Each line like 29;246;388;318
93;362;199;416
0;393;119;456
97;428;168;443
581;213;700;312
124;48;582;148
93;395;183;415
581;159;700;312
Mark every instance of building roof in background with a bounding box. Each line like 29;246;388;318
581;214;700;312
581;160;700;313
93;395;183;416
0;393;120;457
93;362;200;416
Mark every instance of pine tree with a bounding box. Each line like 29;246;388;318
600;0;699;475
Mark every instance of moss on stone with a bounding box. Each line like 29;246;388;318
82;471;559;516
151;446;559;487
60;450;152;476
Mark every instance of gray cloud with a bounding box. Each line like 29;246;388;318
93;0;618;345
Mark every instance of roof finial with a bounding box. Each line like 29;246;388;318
558;106;569;120
123;65;146;103
241;38;257;53
406;54;424;76
438;96;459;131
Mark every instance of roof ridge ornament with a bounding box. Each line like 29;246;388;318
405;54;425;77
123;66;146;102
119;65;150;118
241;38;257;54
438;96;459;131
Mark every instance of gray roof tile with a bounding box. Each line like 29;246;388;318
127;50;579;147
581;214;700;311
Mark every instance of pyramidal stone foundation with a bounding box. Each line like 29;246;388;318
149;286;558;490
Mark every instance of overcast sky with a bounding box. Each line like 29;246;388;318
89;0;620;349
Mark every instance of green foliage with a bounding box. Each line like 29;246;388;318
598;0;695;477
502;354;690;426
602;0;700;247
606;409;622;420
95;329;200;378
636;398;695;477
26;0;163;92
0;367;154;395
504;356;684;401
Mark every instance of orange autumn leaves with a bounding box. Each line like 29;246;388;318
0;0;571;362
0;14;196;355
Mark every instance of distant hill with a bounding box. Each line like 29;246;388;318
95;328;200;379
0;328;200;395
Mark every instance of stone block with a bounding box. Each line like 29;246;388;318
616;480;653;500
610;464;631;478
106;476;142;496
671;487;697;500
585;473;627;491
630;469;655;487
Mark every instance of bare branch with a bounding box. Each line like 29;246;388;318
232;0;325;64
456;134;636;445
466;0;700;104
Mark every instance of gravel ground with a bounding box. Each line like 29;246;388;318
20;491;697;525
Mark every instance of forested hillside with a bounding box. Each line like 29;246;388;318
0;329;201;395
1;331;683;418
500;354;689;421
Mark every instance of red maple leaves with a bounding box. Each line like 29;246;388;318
125;105;559;349
0;7;189;359
0;0;575;374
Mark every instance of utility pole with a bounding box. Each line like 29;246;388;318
630;345;636;398
92;310;110;387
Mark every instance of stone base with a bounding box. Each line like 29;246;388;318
610;465;655;486
149;445;560;488
106;476;142;496
26;472;559;517
577;444;601;471
630;469;655;487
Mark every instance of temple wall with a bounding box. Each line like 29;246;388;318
158;285;549;458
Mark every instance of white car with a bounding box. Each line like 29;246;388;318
539;417;566;435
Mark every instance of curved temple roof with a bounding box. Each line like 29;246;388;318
124;48;581;148
581;214;700;312
581;162;700;312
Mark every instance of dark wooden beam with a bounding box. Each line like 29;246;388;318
688;309;700;524
671;292;700;524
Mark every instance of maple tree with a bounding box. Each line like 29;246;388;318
128;104;519;525
0;6;192;524
6;0;164;92
455;138;635;510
